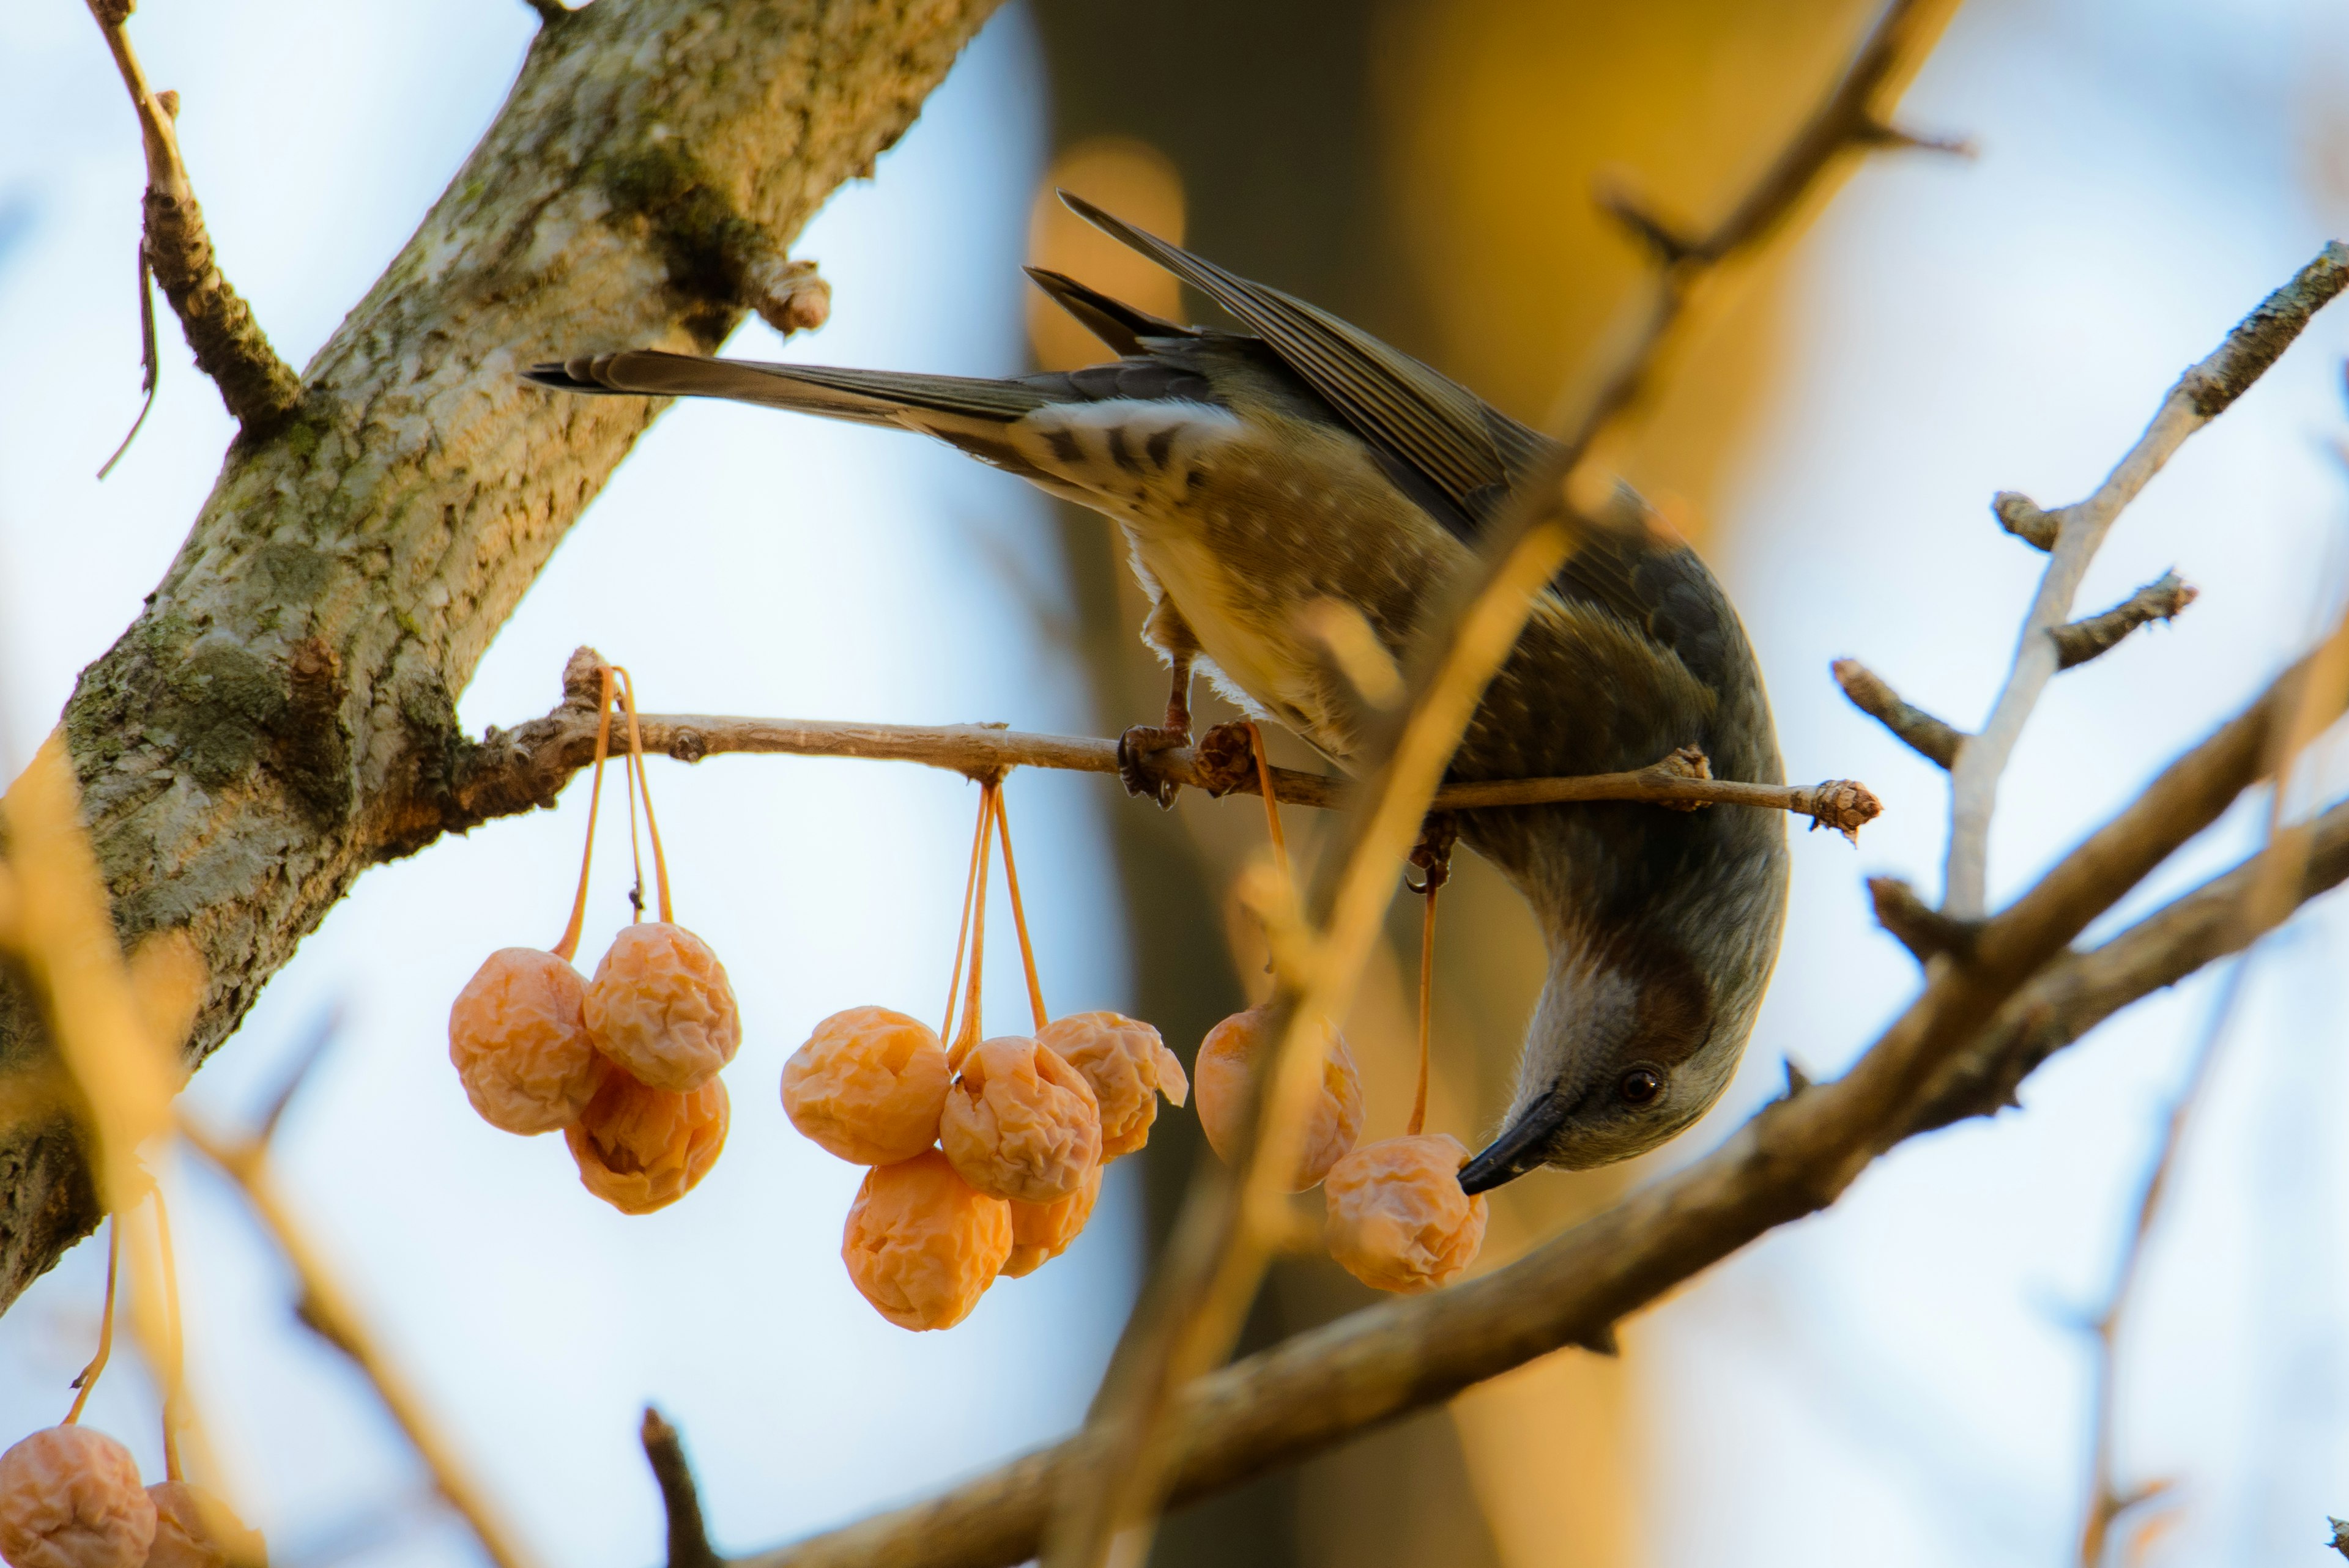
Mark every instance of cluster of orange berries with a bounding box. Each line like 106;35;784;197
448;667;737;1213
777;758;1489;1331
781;781;1192;1328
0;1428;260;1568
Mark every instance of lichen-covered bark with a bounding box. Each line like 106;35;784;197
1;0;1003;1312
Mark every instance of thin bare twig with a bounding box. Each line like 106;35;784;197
746;640;2349;1568
1572;0;1965;453
1868;876;1980;961
2052;571;2198;671
178;1119;543;1568
82;0;301;434
642;1408;721;1568
1944;243;2349;916
442;648;1880;836
2073;961;2237;1568
1834;657;1966;768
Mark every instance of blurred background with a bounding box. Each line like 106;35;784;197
4;1;2349;1566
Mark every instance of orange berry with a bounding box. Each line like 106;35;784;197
781;1007;950;1165
565;1071;730;1215
842;1149;1012;1330
0;1427;155;1568
939;1037;1101;1204
141;1484;262;1568
1002;1162;1102;1278
448;948;608;1135
583;922;740;1093
1036;1012;1187;1160
1323;1133;1488;1293
1193;1005;1364;1191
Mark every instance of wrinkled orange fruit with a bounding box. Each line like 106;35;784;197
1193;1005;1364;1191
842;1149;1012;1330
781;1007;951;1165
1323;1133;1488;1294
1002;1162;1102;1278
1036;1011;1187;1159
940;1036;1102;1205
448;948;609;1135
565;1071;730;1215
0;1427;155;1568
141;1484;263;1568
583;922;740;1093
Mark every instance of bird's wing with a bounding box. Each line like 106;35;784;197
1058;190;1560;523
524;350;1058;427
1023;267;1198;358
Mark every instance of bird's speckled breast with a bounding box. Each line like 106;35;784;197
1011;395;1470;763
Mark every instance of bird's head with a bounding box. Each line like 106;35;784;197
1457;906;1777;1194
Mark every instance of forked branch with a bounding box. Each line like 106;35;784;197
82;0;301;434
1943;243;2349;915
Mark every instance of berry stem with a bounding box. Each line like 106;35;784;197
64;1216;118;1425
994;785;1048;1034
617;668;676;925
1409;884;1436;1139
552;666;618;961
1246;723;1291;887
943;782;998;1058
155;1186;185;1481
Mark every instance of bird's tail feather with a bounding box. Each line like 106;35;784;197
523;350;1056;430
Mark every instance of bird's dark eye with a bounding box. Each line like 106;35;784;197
1619;1068;1661;1105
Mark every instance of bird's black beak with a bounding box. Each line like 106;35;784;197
1458;1093;1572;1194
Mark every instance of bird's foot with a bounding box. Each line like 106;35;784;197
1116;723;1187;808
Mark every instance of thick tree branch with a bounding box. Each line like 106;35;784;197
83;0;303;434
2050;571;2197;670
1833;657;1965;768
746;640;2349;1568
1943;243;2349;915
1;0;1007;1314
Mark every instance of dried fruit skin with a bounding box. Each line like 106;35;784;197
940;1036;1102;1204
781;1007;951;1165
0;1427;155;1568
1323;1134;1488;1293
1193;1005;1365;1191
583;923;741;1093
565;1072;730;1215
842;1149;1012;1330
1037;1012;1187;1159
142;1484;263;1568
448;949;607;1135
1002;1161;1102;1278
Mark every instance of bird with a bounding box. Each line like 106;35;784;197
525;191;1789;1193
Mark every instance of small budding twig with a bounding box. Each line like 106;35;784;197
1867;876;1979;963
2050;571;2198;671
82;0;301;437
1832;658;1965;769
640;1408;721;1568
